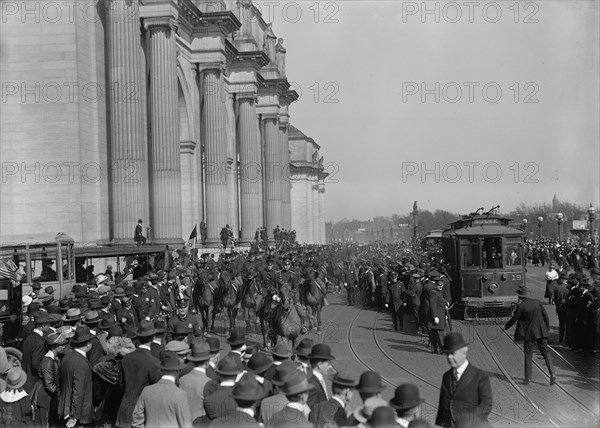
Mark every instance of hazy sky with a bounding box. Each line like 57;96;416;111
256;0;600;221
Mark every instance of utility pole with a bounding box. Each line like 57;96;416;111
412;201;418;242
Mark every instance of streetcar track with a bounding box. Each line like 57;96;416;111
346;306;523;425
370;311;524;426
473;327;561;428
345;307;439;412
493;321;599;418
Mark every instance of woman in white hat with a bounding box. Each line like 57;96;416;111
0;367;32;426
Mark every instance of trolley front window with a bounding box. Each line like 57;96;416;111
482;237;503;269
460;238;481;268
504;238;523;267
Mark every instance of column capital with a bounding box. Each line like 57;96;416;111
198;63;227;76
144;16;178;33
237;92;258;102
261;113;279;122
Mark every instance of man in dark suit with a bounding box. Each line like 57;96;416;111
209;373;264;428
266;371;313;428
435;333;492;428
309;371;358;428
307;344;334;410
505;286;556;385
58;326;95;427
203;354;242;421
116;320;162;428
22;311;51;392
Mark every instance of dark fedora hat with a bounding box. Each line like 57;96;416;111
227;329;246;346
280;370;314;395
272;342;292;359
389;383;425;410
71;326;94;345
136;320;156;338
308;343;335;361
58;299;71;311
88;299;102;310
515;286;530;297
187;342;211;362
441;333;470;354
215;354;243;376
154;321;165;334
229;372;265;402
160;351;187;372
294;338;314;357
114;287;126;297
367;406;399;428
356;371;385;394
271;360;297;386
34;312;52;325
332;371;359;388
247;352;273;375
99;316;118;330
206;336;221;354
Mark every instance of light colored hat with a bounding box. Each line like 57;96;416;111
22;295;33;307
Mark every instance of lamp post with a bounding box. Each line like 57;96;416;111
537;216;543;239
556;213;564;241
588;203;596;250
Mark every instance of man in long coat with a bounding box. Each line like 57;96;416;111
505;286;556;385
58;327;95;427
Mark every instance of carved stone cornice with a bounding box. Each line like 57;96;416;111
280;89;299;105
229;50;270;72
177;0;241;37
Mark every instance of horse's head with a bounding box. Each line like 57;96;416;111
280;283;293;310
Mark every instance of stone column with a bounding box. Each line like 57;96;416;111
224;92;239;239
202;68;229;245
312;179;319;244
145;17;182;243
263;115;282;242
279;123;292;230
180;141;197;241
106;0;148;242
238;96;263;243
318;181;326;244
306;177;313;244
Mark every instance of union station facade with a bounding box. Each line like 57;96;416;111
0;0;327;246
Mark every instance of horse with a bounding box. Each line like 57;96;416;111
215;271;242;336
258;283;301;350
304;269;326;333
191;276;215;333
240;274;261;333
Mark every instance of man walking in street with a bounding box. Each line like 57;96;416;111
505;286;556;385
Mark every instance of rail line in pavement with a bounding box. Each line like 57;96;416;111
346;307;524;426
494;321;599;418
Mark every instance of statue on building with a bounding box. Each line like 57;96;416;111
312;150;318;165
275;37;286;76
318;156;324;170
263;23;277;63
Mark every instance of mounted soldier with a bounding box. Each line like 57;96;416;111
277;255;307;334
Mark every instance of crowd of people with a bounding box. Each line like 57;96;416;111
0;240;598;427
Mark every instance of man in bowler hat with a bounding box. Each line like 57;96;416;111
505;286;556;385
435;333;492;427
132;351;192;427
309;371;359;428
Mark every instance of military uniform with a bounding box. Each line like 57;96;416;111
167;311;201;343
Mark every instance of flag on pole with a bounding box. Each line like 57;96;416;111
188;225;198;259
0;258;23;286
187;225;198;248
